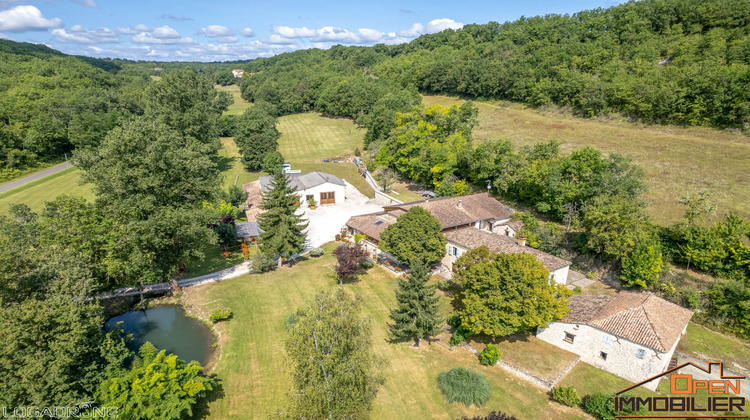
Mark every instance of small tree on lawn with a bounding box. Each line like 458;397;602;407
257;170;308;267
389;260;441;347
285;289;383;419
332;244;369;285
454;247;571;337
374;167;396;192
380;207;447;266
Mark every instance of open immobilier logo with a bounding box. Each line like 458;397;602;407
614;362;747;418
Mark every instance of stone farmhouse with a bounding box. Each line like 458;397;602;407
536;292;693;390
243;171;346;221
231;69;245;77
442;228;570;285
345;193;572;284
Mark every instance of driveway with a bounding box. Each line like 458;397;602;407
0;161;73;194
301;181;382;249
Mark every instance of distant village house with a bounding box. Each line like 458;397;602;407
232;69;245;77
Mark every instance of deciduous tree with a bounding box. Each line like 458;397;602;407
454;247;571;337
380;207;447;265
284;289;383;419
332;244;369;284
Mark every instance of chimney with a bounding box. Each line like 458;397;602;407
518;234;527;247
457;199;463;209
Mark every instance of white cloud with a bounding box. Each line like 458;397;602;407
52;25;118;43
272;25;316;38
0;5;62;32
240;27;254;37
117;24;150;34
151;25;181;39
267;33;295;45
73;0;97;8
198;25;234;38
132;33;196;44
217;36;237;43
398;18;463;37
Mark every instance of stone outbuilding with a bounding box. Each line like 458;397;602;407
536;292;693;390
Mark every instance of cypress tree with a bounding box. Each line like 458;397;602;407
389;260;442;347
257;170;308;267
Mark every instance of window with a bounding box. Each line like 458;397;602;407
373;221;384;226
636;349;646;359
448;246;459;257
602;336;612;346
306;194;313;202
563;332;575;344
600;352;608;361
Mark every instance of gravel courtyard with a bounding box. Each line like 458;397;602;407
301;181;382;249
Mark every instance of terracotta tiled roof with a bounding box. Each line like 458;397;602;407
561;292;694;352
345;210;405;241
384;193;513;229
444;228;571;271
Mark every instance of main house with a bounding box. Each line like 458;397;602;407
536;292;693;390
345;193;572;284
243;171;346;221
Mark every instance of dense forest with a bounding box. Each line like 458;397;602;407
240;0;749;129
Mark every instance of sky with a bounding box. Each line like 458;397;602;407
0;0;626;62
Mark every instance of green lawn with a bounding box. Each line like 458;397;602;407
423;95;750;225
277;112;365;163
216;84;252;116
181;243;585;420
0;166;94;215
559;362;654;399
218;137;261;189
677;322;750;373
466;333;580;382
174;241;255;280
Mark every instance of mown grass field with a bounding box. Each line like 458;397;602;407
216;84;252;116
677;322;750;374
422;95;750;225
277;112;373;197
0;166;94;214
277;112;365;163
181;243;585;420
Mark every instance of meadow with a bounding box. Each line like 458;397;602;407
422;95;750;225
0;166;94;214
216;84;252;116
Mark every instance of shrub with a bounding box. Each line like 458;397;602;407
450;325;474;347
436;280;452;291
581;393;615;420
209;308;233;323
573;286;583;295
550;386;580;407
459;412;518;420
309;247;324;257
360;259;374;269
684;290;701;309
438;368;491;407
479;344;501;366
447;313;461;328
250;252;275;274
284;312;298;331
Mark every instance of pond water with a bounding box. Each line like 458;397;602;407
106;305;214;366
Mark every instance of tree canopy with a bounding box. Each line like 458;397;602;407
454;247;571;337
284;288;383;419
380;206;447;266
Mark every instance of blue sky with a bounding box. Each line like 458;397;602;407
0;0;625;61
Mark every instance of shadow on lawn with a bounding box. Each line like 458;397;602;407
193;374;224;419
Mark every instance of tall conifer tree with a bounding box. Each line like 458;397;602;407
389;260;441;347
257;170;308;267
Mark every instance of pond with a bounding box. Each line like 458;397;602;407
106;305;214;366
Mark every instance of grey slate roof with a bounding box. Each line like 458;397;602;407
235;221;262;238
258;171;345;192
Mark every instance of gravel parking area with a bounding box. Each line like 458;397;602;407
301;181;382;249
